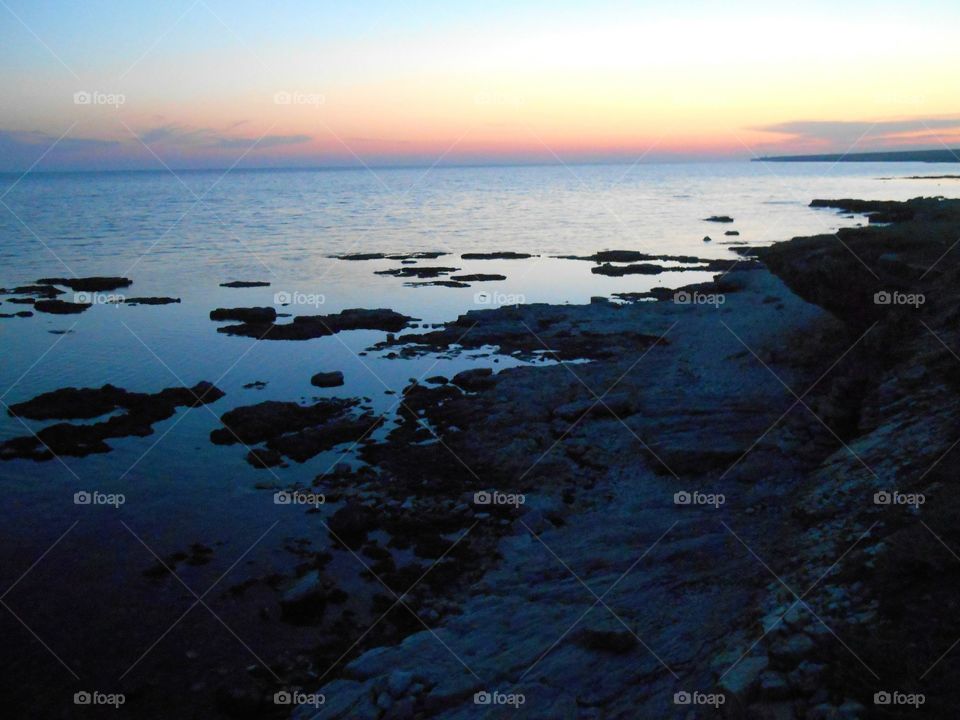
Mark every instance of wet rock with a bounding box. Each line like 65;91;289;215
219;280;270;288
209;307;277;323
218;308;412;340
332;252;448;261
328;502;377;548
37;276;132;291
280;569;346;624
769;633;815;667
451;368;494;391
311;371;345;388
572;628;637;654
210;398;359;445
758;671;791;700
449;274;506;282
0;311;33;318
719;655;769;705
591;263;665;276
123;296;181;305
703;236;713;243
242;381;268;390
404;280;470;288
34;299;91;314
375;266;460;279
460;251;533;260
725;230;740;236
1;284;64;298
265;414;382;463
2;381;225;460
704;215;735;223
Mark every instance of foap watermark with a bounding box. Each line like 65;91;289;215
74;90;125;108
273;91;325;107
674;490;724;508
474;290;525;307
74;291;124;306
874;290;924;308
673;690;725;708
874;490;925;509
474;490;525;508
474;690;525;708
874;690;925;708
274;290;325;307
273;690;325;708
74;490;125;508
74;691;125;708
274;490;325;508
674;290;724;307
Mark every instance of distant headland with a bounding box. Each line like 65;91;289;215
755;148;960;162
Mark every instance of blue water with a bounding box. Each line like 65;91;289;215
0;161;956;713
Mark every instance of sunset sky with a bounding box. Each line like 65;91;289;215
1;0;959;171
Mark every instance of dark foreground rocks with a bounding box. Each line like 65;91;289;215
217;308;413;340
210;398;381;465
2;381;225;460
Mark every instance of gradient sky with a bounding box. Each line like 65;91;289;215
1;0;959;170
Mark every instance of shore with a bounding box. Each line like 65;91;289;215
286;196;960;719
4;196;960;718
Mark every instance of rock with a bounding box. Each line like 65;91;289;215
34;299;91;314
333;252;448;261
210;398;360;445
718;655;769;704
769;634;815;667
591;262;665;276
725;230;740;236
0;311;33;318
219;280;270;288
758;671;791;700
123;296;181;305
218;308;412;340
704;215;734;223
265;414;382;463
451;368;494;391
37;276;132;291
1;284;64;298
328;502;377;548
2;381;225;461
242;381;267;390
460;251;533;260
572;628;637;654
311;371;345;388
387;670;414;697
703;236;713;243
209;307;277;323
449;274;506;282
425;376;448;385
375;266;460;279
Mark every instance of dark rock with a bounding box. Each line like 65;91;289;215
264;415;382;463
311;371;345;388
218;308;413;340
333;252;448;261
242;381;268;390
2;381;225;461
209;307;277;323
210;398;359;445
328;502;378;548
451;368;494;391
246;447;284;468
123;297;181;305
591;262;665;276
725;230;740;236
1;284;63;298
34;299;91;314
704;215;734;223
404;280;471;288
460;252;533;260
573;628;638;654
449;274;506;282
219;280;271;288
375;266;460;279
36;276;132;291
0;311;33;318
703;236;713;243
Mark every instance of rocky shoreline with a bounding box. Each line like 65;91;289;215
277;196;960;719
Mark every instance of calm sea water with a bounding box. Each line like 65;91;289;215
0;161;956;714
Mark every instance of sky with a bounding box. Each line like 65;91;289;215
1;0;959;171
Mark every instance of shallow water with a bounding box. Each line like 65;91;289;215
0;161;956;715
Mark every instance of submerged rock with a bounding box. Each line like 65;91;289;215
374;266;460;279
311;371;345;388
123;297;181;305
449;273;506;282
